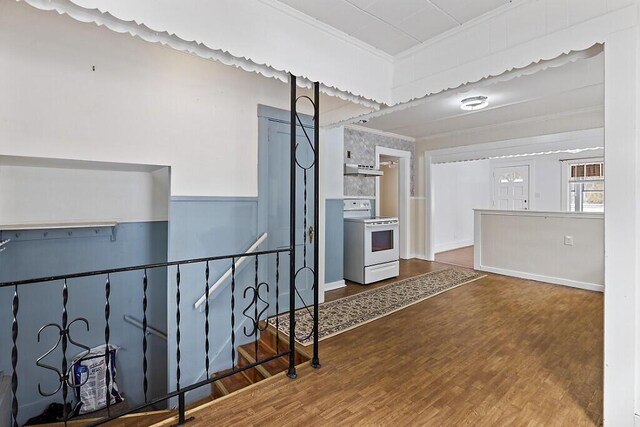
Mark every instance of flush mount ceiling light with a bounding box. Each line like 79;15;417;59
460;95;489;111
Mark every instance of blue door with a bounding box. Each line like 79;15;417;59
258;111;315;317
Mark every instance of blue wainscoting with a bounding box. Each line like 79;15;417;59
166;197;260;403
325;199;344;285
0;221;168;424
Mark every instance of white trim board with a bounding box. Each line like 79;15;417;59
477;265;604;293
434;239;474;254
323;280;346;292
375;146;412;260
409;252;428;260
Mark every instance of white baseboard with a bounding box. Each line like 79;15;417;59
434;239;473;254
409;253;428;260
478;265;604;293
323;279;346;292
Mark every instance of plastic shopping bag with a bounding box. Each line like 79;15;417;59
72;344;123;414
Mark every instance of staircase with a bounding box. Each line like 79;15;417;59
41;327;308;426
211;325;310;399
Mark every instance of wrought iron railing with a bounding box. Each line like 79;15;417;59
290;76;321;368
2;75;321;426
2;247;300;426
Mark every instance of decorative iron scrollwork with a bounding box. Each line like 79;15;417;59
291;91;318;344
242;282;270;337
35;317;90;397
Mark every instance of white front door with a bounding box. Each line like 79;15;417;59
492;165;530;210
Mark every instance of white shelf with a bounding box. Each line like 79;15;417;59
0;221;118;231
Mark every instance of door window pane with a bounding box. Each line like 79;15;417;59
499;171;523;183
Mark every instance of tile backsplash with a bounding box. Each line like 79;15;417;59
344;127;415;197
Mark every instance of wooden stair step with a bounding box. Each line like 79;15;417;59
260;354;290;376
207;324;313;402
260;325;312;363
237;346;271;381
239;338;292;376
212;369;253;398
210;366;254;397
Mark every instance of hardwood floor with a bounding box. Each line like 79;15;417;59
435;245;475;269
157;260;603;427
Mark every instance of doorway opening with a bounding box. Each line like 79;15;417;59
375;146;411;260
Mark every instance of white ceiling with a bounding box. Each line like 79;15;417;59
355;51;604;143
276;0;513;55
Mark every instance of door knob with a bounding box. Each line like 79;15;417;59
308;226;314;244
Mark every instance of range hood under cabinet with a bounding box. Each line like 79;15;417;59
344;163;384;176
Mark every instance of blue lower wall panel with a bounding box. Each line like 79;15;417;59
325;199;344;284
166;197;259;403
0;221;168;424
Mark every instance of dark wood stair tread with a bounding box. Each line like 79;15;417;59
210;327;311;401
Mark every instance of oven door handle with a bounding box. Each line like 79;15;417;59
365;222;398;228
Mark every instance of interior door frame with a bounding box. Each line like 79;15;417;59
257;104;324;304
257;104;314;233
374;146;411;260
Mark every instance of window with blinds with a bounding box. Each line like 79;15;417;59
567;161;604;213
570;162;604;180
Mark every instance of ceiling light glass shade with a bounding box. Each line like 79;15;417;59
460;96;489;111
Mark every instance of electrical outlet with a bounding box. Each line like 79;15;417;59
564;236;574;246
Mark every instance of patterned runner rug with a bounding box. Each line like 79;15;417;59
273;267;485;346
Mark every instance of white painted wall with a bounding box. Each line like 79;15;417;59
474;210;604;292
379;164;398;217
321;126;345;200
489;149;604;212
319;125;345;295
0;1;369;198
0;159;169;225
432;160;491;252
23;0;394;105
603;27;639;425
410;197;426;258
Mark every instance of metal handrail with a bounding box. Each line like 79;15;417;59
0;245;290;288
123;315;167;341
194;233;268;310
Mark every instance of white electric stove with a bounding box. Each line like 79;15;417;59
343;199;400;284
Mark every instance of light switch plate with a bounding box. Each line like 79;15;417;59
564;236;574;246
